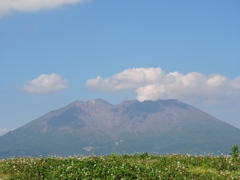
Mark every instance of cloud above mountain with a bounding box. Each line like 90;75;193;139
86;67;240;104
0;0;89;18
86;68;165;91
22;73;68;94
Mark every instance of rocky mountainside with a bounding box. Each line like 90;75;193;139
0;99;240;158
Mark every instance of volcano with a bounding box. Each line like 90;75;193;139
0;99;239;158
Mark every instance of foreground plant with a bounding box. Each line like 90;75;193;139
231;144;239;159
0;153;240;179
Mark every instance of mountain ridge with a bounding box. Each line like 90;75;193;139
0;98;239;158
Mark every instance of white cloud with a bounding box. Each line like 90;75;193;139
22;73;68;94
86;67;240;104
86;68;165;91
0;128;9;136
0;0;89;18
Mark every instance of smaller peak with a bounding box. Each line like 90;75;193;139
87;99;112;106
72;100;82;104
87;99;98;105
68;100;84;106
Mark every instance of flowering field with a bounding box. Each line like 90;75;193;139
0;153;240;179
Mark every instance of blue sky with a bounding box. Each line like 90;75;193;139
0;0;240;135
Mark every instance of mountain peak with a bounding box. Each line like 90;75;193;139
87;99;112;106
1;98;240;158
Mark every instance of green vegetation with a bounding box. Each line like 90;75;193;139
231;144;239;159
0;152;240;179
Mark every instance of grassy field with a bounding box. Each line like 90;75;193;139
0;153;240;179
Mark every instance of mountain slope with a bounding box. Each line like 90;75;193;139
0;99;239;158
